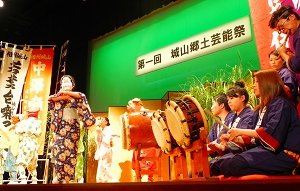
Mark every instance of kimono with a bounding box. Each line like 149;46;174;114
210;106;254;175
220;97;300;176
208;111;234;158
48;92;96;182
279;67;298;105
0;125;13;184
4;116;21;183
95;125;116;183
208;111;235;143
4;147;17;183
226;106;254;152
15;117;42;179
228;106;254;129
288;26;300;73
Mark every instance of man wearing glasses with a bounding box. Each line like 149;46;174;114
269;5;300;73
269;6;300;174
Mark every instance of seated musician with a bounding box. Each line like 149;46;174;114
269;49;298;106
214;70;300;177
210;81;254;176
207;93;234;158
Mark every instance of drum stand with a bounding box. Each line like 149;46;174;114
134;144;162;182
184;127;210;178
168;147;189;179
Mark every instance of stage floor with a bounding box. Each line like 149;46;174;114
0;178;300;191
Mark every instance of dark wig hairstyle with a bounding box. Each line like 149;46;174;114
60;75;76;87
104;117;110;126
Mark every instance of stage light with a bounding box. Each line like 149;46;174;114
0;0;3;7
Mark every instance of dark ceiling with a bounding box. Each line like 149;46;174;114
0;0;178;93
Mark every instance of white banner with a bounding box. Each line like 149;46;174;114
0;45;32;128
136;16;252;76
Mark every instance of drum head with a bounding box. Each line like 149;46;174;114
151;111;172;154
122;111;158;150
165;100;190;148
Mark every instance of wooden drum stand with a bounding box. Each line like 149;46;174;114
164;95;211;180
168;147;189;179
184;127;210;178
133;144;162;182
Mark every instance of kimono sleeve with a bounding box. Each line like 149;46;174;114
237;111;253;129
32;119;42;137
15;121;25;135
289;32;300;72
208;122;218;142
256;98;291;151
280;69;298;100
48;94;58;111
77;92;96;128
102;126;113;145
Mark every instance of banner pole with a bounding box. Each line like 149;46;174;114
54;40;68;94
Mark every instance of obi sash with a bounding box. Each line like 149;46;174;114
62;108;79;120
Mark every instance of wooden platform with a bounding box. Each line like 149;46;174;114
0;177;300;191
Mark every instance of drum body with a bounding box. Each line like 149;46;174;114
165;95;207;148
151;110;178;154
121;111;158;150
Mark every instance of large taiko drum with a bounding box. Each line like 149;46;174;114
165;95;208;148
121;111;158;150
151;110;179;154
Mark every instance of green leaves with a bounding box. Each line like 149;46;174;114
180;61;259;131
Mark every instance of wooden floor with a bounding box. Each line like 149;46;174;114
1;178;300;191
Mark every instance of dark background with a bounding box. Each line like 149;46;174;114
0;0;177;94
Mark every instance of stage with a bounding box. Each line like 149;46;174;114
0;177;300;191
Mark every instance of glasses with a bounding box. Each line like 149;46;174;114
277;16;289;34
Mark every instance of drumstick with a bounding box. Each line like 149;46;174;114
204;108;230;131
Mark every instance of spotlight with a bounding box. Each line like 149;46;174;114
0;0;4;8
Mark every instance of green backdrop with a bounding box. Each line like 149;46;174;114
88;0;260;112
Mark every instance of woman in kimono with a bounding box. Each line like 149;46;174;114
94;117;116;183
269;49;298;106
0;126;9;184
15;108;41;184
48;75;96;184
226;82;254;130
210;81;254;175
4;114;24;184
218;69;300;177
